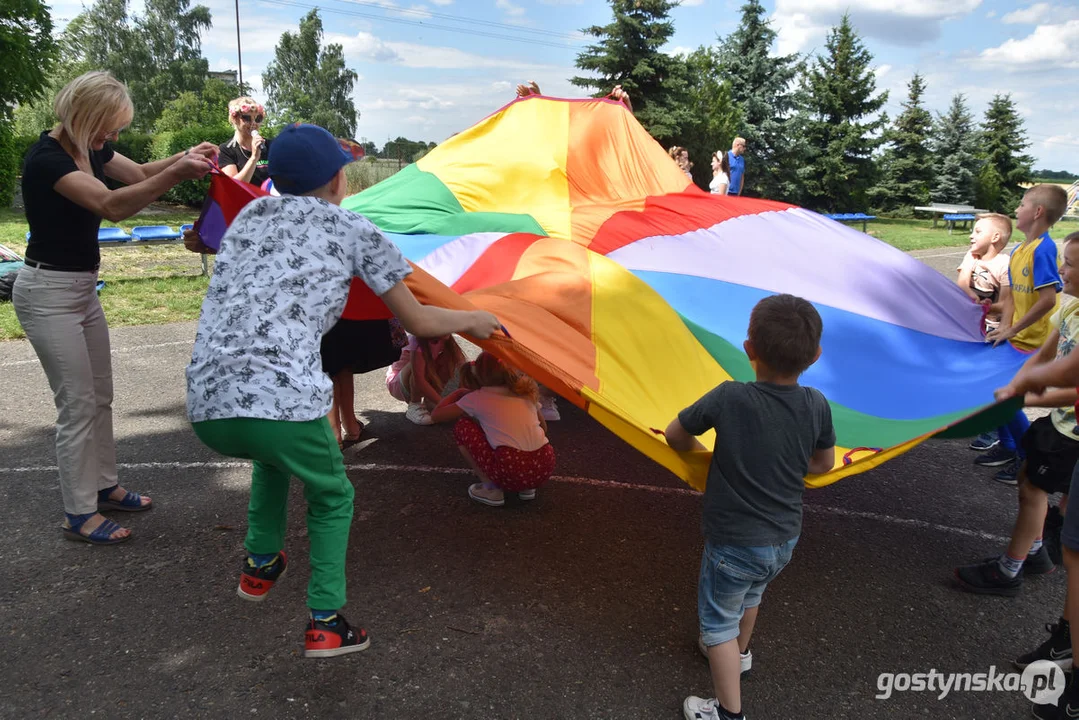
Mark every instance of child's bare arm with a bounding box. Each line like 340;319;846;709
996;330;1062;398
429;402;465;424
663;418;708;452
1023;388;1079;408
807;446;836;475
381;282;500;340
536;407;548;435
956;261;979;301
410;352;443;405
987;286;1056;345
987;285;1012;316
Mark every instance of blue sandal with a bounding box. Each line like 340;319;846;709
62;512;130;545
98;485;152;513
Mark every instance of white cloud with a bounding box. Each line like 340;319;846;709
430;0;453;5
495;0;526;17
666;46;695;56
986;9;995;18
873;63;892;79
976;19;1079;69
681;0;705;6
1002;3;1051;24
1003;3;1079;23
771;0;982;54
329;30;567;71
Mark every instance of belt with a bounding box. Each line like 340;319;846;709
23;258;99;273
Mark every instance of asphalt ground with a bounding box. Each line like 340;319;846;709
0;244;1067;720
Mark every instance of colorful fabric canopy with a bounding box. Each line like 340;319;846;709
342;96;1027;489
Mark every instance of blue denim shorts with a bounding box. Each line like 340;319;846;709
1062;463;1079;552
698;537;798;647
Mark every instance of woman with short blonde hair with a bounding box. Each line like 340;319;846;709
219;96;270;187
15;70;218;545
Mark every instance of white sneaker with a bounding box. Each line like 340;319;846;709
683;695;746;720
683;696;721;720
518;489;537;501
404;403;432;426
697;637;752;674
539;395;560;421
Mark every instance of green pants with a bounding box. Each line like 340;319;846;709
192;416;354;610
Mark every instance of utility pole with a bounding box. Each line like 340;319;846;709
235;0;243;89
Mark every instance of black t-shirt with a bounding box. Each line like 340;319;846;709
22;132;115;270
218;137;271;187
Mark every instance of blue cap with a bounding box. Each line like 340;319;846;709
268;124;357;195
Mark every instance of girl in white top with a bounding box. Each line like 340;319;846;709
431;352;556;507
709;151;730;195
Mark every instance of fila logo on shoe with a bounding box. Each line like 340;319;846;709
311;633;326;642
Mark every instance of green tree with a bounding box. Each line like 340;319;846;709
974;93;1033;213
62;0;211;131
1;0;58;205
262;10;359;138
795;14;888;212
155;78;240;133
713;0;801;200
133;0;212;125
930;93;979;205
680;46;742;189
872;73;934;213
380;137;434;163
570;0;690;142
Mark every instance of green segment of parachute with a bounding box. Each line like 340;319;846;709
343;164;547;237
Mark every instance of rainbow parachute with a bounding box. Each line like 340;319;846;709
340;95;1030;489
201;96;1028;489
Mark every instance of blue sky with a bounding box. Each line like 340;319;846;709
45;0;1079;172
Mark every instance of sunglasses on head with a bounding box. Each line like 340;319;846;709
240;114;264;123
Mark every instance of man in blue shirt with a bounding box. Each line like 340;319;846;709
727;137;746;196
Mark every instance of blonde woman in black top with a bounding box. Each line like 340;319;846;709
16;70;216;545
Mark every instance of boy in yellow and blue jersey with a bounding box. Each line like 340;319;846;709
975;186;1068;483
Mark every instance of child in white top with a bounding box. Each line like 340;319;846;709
386;333;467;425
956;213;1013;334
431;352;555;506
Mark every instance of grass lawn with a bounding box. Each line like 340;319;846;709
0;206;209;340
863;216;976;251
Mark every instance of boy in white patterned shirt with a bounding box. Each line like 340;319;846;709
186;123;500;658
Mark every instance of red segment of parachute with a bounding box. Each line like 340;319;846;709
587;192;795;256
451;233;545;294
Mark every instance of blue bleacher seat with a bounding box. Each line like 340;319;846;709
942;213;976;222
131;225;182;242
25;231;31;241
98;227;132;243
180;224;194;234
822;212;876;231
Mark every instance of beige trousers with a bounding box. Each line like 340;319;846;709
13;265;118;515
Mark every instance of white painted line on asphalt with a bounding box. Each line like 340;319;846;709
0;340;192;368
3;460;1011;543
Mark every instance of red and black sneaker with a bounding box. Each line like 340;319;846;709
304;614;371;659
237;551;288;602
